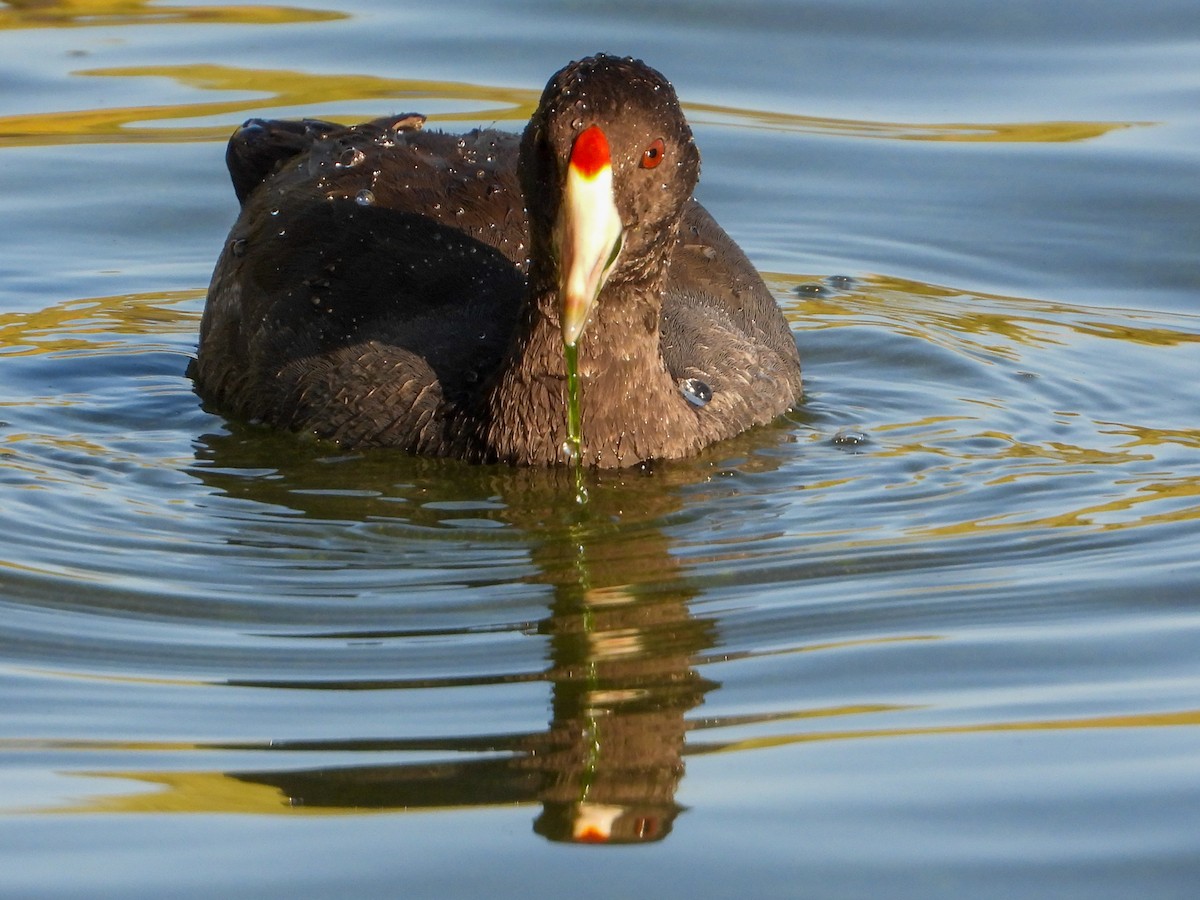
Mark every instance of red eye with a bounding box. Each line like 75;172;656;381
641;138;665;169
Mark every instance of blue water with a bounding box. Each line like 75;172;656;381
1;1;1199;897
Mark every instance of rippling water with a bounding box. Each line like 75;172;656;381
2;1;1199;897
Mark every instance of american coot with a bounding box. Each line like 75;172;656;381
191;54;802;468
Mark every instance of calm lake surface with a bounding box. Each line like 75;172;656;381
2;1;1199;897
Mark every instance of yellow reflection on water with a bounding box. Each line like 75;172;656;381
777;272;1200;353
61;770;303;815
704;708;1200;755
1100;422;1200;451
0;0;344;30
0;64;542;148
0;59;1148;148
898;473;1200;538
686;101;1148;143
0;289;200;357
14;705;1200;816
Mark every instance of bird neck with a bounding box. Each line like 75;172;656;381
484;261;700;467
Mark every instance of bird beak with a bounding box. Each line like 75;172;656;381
556;125;624;347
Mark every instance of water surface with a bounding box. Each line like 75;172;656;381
1;1;1199;897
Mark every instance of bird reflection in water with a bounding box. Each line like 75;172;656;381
528;534;717;843
228;525;715;844
188;448;742;845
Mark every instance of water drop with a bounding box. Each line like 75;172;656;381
832;429;870;448
679;377;712;407
355;189;375;206
336;147;365;169
306;154;329;177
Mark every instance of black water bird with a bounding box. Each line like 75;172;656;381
192;55;802;467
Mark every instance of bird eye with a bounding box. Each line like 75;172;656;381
641;138;666;169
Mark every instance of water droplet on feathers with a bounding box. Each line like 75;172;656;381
679;377;712;407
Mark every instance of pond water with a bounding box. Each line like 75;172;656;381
2;1;1199;897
